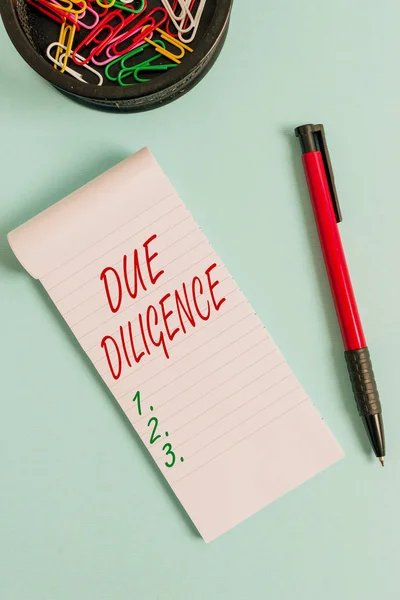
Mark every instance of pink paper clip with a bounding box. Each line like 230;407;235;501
86;0;109;18
77;3;99;29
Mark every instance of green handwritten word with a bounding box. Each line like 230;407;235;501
132;391;185;468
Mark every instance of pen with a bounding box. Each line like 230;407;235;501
294;124;385;466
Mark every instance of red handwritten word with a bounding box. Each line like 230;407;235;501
100;234;164;313
100;234;226;380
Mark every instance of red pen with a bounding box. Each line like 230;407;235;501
295;124;385;465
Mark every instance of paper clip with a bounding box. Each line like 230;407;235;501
25;0;73;25
178;0;206;43
107;7;167;57
104;40;167;81
93;23;154;65
95;0;116;8
114;0;145;12
47;42;103;84
165;0;195;36
144;27;192;64
50;0;87;15
126;63;176;83
54;19;77;72
85;10;151;65
107;14;162;59
160;0;195;33
160;0;191;24
77;4;100;29
52;0;88;27
86;0;108;18
161;0;206;42
105;42;155;81
71;9;126;65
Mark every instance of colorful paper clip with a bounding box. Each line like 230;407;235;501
77;4;100;29
54;19;77;72
108;8;166;57
144;27;192;64
117;0;145;8
160;0;195;33
178;0;206;43
50;0;87;15
52;0;97;29
27;0;208;86
71;9;126;65
47;42;103;84
126;62;176;83
106;8;167;57
25;0;78;26
165;0;195;36
95;0;116;9
92;18;156;65
160;0;206;42
104;40;165;80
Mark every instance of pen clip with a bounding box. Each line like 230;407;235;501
313;124;343;223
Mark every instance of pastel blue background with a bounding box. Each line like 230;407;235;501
1;1;399;598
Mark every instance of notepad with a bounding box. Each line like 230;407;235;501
8;149;344;542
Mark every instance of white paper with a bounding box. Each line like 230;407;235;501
8;149;344;542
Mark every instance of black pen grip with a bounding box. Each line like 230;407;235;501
345;347;381;416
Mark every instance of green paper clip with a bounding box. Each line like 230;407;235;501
114;0;145;13
130;63;177;84
105;41;166;83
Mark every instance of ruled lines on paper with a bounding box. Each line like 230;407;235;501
39;184;308;485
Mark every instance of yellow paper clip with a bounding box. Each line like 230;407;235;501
144;28;193;65
54;19;77;73
51;0;87;15
95;0;116;8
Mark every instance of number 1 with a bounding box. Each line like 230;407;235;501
132;391;142;416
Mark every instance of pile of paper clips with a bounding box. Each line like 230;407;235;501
24;0;207;86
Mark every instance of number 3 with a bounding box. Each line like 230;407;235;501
162;443;176;468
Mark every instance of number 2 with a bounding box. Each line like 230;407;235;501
147;417;161;445
162;443;176;468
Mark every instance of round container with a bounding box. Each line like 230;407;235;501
1;0;233;112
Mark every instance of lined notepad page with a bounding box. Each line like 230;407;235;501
8;149;343;542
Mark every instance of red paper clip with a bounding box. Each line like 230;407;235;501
108;7;167;58
25;0;80;27
72;9;126;65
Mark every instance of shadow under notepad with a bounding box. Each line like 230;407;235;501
285;127;373;461
1;153;200;538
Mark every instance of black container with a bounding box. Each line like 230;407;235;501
1;0;232;111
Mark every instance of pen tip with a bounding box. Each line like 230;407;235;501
379;457;385;467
